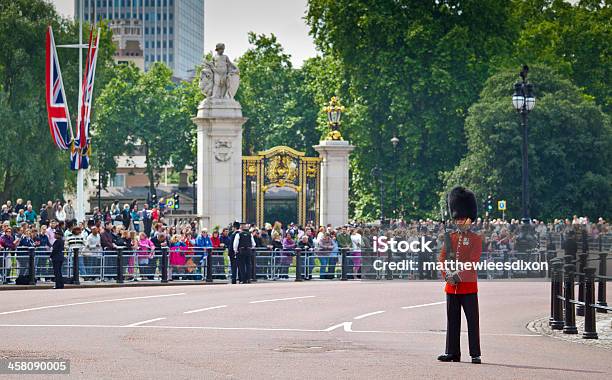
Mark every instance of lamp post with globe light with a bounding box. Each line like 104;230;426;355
324;96;345;141
512;65;536;225
390;135;399;220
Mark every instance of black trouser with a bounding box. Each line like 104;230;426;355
229;253;238;282
445;293;480;357
52;258;64;289
237;248;252;282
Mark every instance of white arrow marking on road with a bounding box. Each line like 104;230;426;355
0;293;186;316
249;296;315;304
124;317;166;327
354;310;386;320
184;305;227;314
401;301;445;310
324;322;353;332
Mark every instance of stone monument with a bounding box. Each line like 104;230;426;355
313;97;354;227
193;43;246;228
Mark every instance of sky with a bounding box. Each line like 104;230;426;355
50;0;318;66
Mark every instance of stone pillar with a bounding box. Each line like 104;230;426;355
313;140;354;227
192;98;247;229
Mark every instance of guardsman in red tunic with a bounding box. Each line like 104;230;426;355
437;186;482;364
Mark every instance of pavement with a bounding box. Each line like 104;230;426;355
0;281;610;379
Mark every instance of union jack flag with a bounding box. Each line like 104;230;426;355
45;26;72;150
71;27;100;170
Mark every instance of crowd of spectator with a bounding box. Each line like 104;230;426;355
0;197;609;286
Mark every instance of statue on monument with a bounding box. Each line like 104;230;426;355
199;43;240;100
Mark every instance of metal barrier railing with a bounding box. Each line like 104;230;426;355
549;250;610;339
1;241;606;286
1;245;578;285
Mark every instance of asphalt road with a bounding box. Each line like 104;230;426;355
0;281;610;379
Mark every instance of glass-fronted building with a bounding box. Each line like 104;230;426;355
74;0;204;80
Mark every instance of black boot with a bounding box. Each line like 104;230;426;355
437;354;460;362
471;356;481;364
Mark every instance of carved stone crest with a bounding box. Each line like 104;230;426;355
214;139;232;162
265;155;298;187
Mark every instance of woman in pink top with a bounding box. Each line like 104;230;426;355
137;232;155;279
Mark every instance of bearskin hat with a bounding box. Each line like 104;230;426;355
447;186;478;221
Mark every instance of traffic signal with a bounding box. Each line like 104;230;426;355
151;193;157;206
486;195;493;213
173;193;180;210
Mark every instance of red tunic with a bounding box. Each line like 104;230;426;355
438;230;482;294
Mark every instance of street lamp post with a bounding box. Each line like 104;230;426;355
512;65;536;225
324;96;345;141
390;135;399;220
371;166;384;224
92;172;102;211
191;171;197;215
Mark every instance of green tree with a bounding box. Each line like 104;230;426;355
0;0;114;206
441;65;612;220
170;68;204;174
236;33;297;154
93;63;195;196
306;0;517;220
512;0;611;115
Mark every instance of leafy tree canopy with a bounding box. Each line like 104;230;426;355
442;65;612;220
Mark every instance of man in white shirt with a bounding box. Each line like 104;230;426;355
350;228;363;277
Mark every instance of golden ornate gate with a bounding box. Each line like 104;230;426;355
242;146;321;227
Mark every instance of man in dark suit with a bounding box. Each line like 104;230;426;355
227;222;240;284
50;229;65;289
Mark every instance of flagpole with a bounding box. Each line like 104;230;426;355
76;0;85;222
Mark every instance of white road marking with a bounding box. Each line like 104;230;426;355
354;310;386;320
183;305;227;314
0;293;186;316
0;324;324;333
401;301;445;310
124;317;166;327
324;322;353;332
0;324;541;337
249;296;315;304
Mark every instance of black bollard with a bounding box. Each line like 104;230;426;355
206;250;213;283
161;247;169;283
28;247;36;285
386;249;393;280
251;249;257;283
596;252;607;313
550;260;564;330
582;267;598;339
116;248;124;284
72;248;80;285
563;264;578;334
340;248;348;281
577;253;588;316
597;234;602;253
304;250;310;280
546;236;556;278
549;258;560;325
295;248;302;282
549;258;557;326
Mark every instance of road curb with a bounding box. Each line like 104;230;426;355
527;316;612;350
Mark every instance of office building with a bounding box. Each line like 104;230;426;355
74;0;204;80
